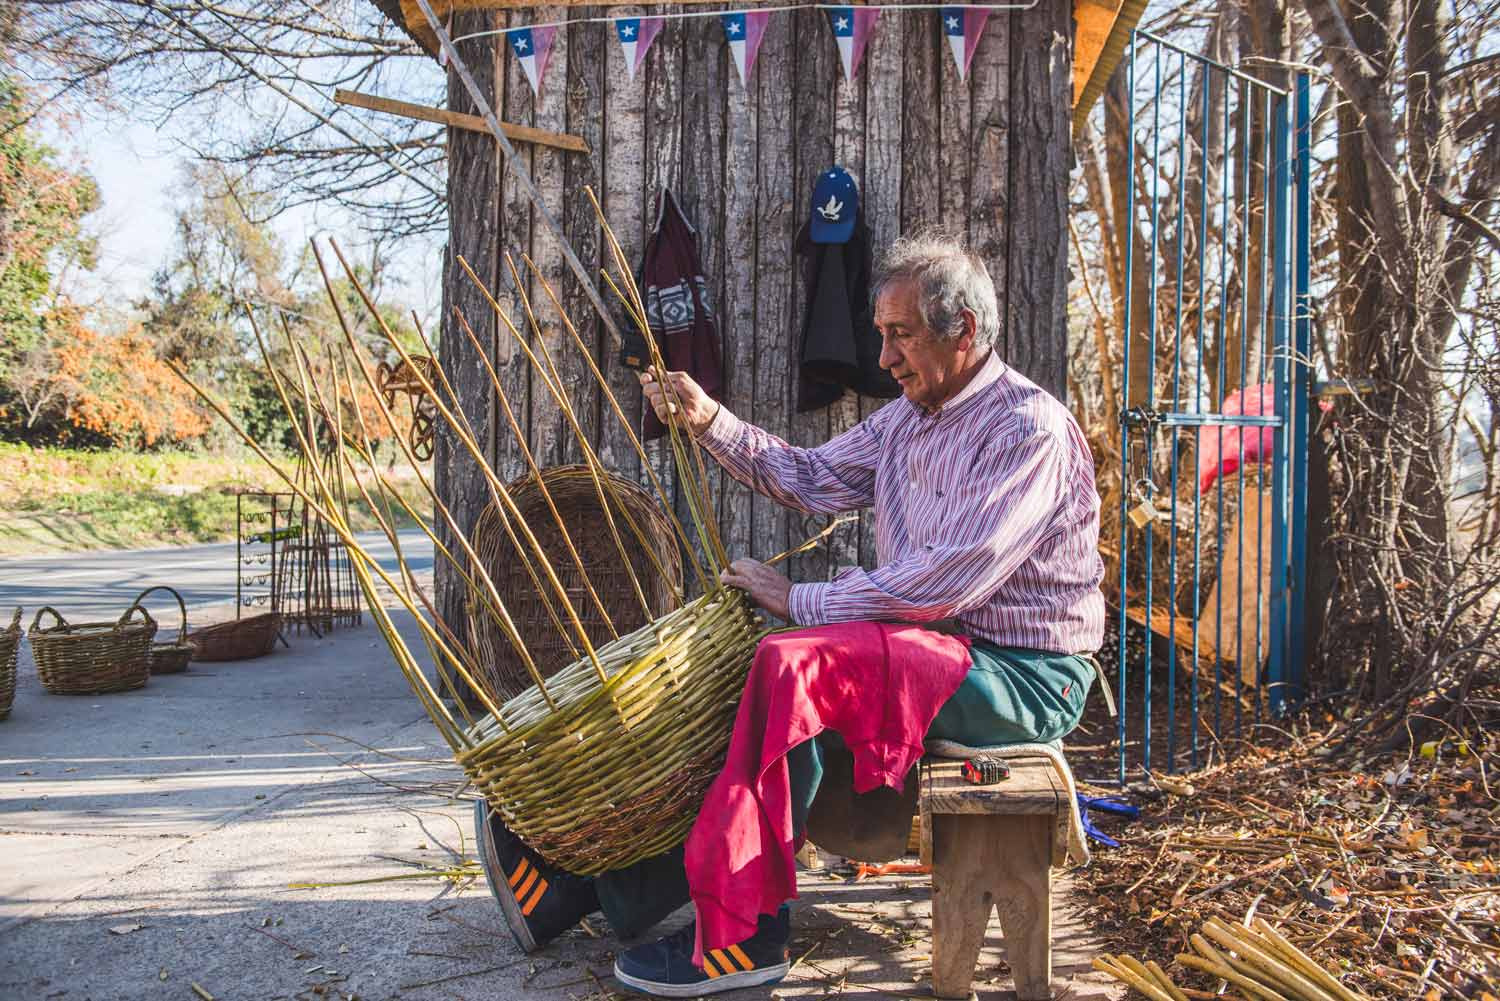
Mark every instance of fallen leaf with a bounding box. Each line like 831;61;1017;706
108;923;145;935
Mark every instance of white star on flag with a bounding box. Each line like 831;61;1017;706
826;6;881;82
506;25;557;101
615;16;663;82
722;11;770;87
941;6;991;82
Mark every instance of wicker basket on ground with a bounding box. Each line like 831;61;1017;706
135;586;194;675
468;465;682;702
30;604;156;695
1;608;20;719
187;612;281;662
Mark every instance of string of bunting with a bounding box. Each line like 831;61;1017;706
450;3;1036;99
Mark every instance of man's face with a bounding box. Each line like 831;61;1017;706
874;279;974;412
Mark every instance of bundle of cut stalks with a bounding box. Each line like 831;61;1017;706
1094;915;1373;1001
172;190;821;875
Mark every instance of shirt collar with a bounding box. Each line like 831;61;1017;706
908;349;1006;420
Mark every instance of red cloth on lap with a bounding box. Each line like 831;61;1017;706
685;621;972;963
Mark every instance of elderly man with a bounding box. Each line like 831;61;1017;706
475;233;1105;997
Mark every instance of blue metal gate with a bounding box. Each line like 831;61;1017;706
1113;31;1312;781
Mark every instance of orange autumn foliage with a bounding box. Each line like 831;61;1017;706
48;309;209;447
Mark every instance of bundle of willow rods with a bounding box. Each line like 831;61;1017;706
1094;915;1373;1001
172;188;823;874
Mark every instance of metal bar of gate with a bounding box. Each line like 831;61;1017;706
1116;32;1137;788
1289;73;1313;700
1268;90;1292;714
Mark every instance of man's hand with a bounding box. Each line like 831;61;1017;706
639;367;718;436
720;558;793;620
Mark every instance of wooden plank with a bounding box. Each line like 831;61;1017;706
1005;0;1072;398
921;757;1063;816
789;7;837;585
494;6;534;484
679;12;729;566
597;4;647;483
642;16;684;570
858;5;903;575
752;14;795;566
719;17;757;569
828;9;867;583
900;10;941;235
553;7;604;463
334;88;589;153
937;9;972;237
968;8;1009;340
523;4;575;469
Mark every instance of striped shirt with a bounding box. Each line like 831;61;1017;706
698;350;1106;654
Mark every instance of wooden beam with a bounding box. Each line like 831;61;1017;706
334;88;590;154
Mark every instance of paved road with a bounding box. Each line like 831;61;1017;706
0;531;434;624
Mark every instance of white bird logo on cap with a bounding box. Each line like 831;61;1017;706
818;195;844;221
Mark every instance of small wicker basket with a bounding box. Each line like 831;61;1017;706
187;612;281;662
30;604;157;695
1;608;21;719
135;586;194;675
469;465;682;701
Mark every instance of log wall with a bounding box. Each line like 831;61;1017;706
438;1;1073;628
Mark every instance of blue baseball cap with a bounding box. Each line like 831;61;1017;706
810;166;858;244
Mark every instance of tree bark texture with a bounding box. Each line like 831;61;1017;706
434;1;1075;615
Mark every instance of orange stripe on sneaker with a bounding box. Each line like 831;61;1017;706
520;876;548;916
507;857;531;889
701;953;722;978
714;949;738;974
514;868;539;902
727;944;753;971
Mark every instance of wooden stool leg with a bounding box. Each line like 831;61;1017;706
930;813;1054;1000
990;814;1053;1000
930;814;995;999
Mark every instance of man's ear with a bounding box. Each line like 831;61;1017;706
956;308;978;353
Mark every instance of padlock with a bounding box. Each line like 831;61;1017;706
1128;499;1161;530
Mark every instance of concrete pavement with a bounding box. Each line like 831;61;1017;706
1;595;1118;1001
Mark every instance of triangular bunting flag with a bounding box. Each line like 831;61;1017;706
941;6;991;82
827;7;880;82
615;16;664;82
722;11;771;87
507;25;557;99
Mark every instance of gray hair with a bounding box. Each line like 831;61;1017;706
872;232;1000;349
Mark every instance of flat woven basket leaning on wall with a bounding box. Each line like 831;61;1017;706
29;604;156;695
187;612;281;662
469;465;682;701
174;203;861;875
1;608;20;719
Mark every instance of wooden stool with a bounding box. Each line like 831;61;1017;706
919;756;1067;1000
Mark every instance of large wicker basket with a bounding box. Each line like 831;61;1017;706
135;586;194;675
469;465;683;701
1;608;20;719
187;612;281;662
462;588;761;874
30;604;156;695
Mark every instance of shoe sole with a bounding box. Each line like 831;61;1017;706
473;799;538;953
613;961;789;998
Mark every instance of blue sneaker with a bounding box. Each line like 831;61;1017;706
474;800;599;953
613;907;791;997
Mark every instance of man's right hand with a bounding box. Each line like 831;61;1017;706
639;367;718;436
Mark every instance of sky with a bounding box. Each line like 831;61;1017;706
52;110;443;325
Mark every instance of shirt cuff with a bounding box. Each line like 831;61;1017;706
695;402;742;453
787;582;828;626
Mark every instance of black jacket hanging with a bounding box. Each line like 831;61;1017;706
795;211;899;412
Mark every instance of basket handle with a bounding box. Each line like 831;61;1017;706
117;601;158;633
30;606;68;634
5;607;21;635
129;586;187;644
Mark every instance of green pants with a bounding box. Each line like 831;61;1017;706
593;641;1096;937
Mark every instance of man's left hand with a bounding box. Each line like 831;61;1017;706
720;558;793;620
